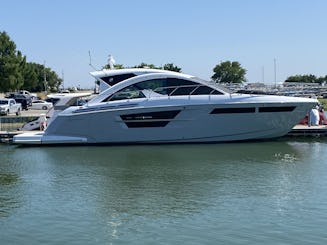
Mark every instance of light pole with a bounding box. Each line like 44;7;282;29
262;66;265;83
43;61;47;93
274;58;277;88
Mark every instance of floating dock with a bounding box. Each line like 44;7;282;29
0;131;29;143
286;125;327;137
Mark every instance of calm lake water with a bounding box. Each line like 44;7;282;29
1;139;327;244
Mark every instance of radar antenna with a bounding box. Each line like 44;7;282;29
108;54;116;69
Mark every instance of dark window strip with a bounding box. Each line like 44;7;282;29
125;121;169;128
259;106;295;112
121;110;180;121
210;107;255;114
101;73;136;86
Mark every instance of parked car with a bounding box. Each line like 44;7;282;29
17;90;38;100
5;92;15;98
30;100;53;110
0;99;22;116
13;94;32;110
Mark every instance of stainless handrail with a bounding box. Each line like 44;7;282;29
151;84;219;97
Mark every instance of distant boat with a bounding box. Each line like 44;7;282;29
13;68;317;145
19;92;92;131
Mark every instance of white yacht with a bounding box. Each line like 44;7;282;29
13;68;317;145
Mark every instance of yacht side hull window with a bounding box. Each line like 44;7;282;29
120;110;181;128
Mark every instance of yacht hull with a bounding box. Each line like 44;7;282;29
13;99;316;145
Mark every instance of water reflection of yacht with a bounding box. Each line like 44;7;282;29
13;68;317;145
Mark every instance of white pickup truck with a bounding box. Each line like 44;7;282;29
0;99;22;116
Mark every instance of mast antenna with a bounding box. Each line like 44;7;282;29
88;50;98;70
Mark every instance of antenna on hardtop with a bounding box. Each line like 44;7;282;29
88;50;98;70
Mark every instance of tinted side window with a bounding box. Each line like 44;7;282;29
167;78;198;96
101;73;136;86
107;85;146;101
136;79;166;90
192;86;223;95
166;78;197;87
135;78;199;95
171;86;195;95
135;79;168;95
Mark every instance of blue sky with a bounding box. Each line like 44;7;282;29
1;0;327;88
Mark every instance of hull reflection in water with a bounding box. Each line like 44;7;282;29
2;141;327;244
17;142;300;217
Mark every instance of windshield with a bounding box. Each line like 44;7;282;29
0;100;8;105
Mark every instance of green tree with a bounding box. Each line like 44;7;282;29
316;75;327;85
44;67;62;92
28;63;62;92
285;74;318;84
22;62;38;91
102;62;182;72
134;62;182;72
163;63;181;72
102;63;125;69
0;31;25;92
133;62;159;69
211;61;247;84
0;31;62;92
